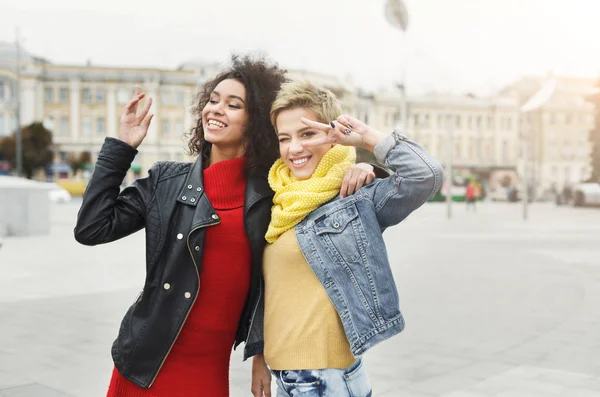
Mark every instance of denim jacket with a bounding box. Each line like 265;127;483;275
244;130;444;360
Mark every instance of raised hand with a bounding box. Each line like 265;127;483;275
119;86;154;149
299;115;384;151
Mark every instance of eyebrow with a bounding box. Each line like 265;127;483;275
277;126;311;136
212;90;245;104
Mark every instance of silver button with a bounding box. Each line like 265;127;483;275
190;198;196;203
333;222;340;228
212;214;219;220
163;283;171;290
177;233;183;240
182;196;187;201
194;246;200;251
187;185;193;189
184;292;191;299
196;187;202;192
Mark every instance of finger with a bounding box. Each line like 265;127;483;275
346;175;359;195
301;136;334;147
366;172;375;184
300;117;333;132
338;114;363;128
355;175;366;192
137;97;153;122
340;171;354;198
132;87;143;113
263;381;272;397
251;385;261;397
337;115;366;134
124;94;145;112
140;113;154;132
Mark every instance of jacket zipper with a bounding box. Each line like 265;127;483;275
148;219;220;387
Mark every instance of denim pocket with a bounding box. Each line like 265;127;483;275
344;360;372;397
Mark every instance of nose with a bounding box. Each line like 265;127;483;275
208;101;224;115
290;139;304;154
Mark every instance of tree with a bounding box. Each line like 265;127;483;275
68;151;92;174
0;122;54;179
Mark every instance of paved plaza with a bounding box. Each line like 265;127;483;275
0;200;599;396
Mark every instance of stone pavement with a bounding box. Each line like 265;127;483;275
0;200;599;396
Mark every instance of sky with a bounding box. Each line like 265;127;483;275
1;0;599;95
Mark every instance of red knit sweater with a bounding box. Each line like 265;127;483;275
107;157;251;397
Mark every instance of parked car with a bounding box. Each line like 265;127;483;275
47;183;72;203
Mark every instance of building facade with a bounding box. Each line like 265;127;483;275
0;42;596;194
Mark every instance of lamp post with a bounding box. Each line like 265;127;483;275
384;0;409;131
14;29;23;177
519;75;556;220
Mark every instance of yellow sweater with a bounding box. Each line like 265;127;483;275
263;229;355;370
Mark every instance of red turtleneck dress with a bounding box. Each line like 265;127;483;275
107;157;252;397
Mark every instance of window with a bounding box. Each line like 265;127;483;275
174;120;183;136
0;115;4;136
117;89;130;105
506;118;512;130
161;91;172;106
96;118;106;136
174;91;184;106
59;151;68;162
162;120;170;136
503;140;509;164
476;116;483;130
0;82;4;101
175;152;184;162
96;88;105;104
44;88;54;103
82;88;92;104
60;117;69;136
82;117;92;136
487;116;493;129
161;151;171;161
565;114;572;124
455;115;461;128
59;88;69;103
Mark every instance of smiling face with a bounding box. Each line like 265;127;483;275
201;78;249;152
276;107;334;180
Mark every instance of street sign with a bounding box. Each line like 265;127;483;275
384;0;409;32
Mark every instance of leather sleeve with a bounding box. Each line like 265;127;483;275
74;138;160;246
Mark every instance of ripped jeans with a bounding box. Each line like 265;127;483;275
271;359;372;397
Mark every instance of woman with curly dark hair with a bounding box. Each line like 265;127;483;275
74;54;375;397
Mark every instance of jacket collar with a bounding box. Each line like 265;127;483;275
177;155;274;222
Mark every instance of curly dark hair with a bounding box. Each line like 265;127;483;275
186;54;288;176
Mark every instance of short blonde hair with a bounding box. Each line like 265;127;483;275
270;80;341;132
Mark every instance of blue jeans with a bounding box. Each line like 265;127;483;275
271;359;372;397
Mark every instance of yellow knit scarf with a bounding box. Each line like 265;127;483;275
265;145;356;243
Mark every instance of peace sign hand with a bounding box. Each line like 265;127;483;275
119;86;154;149
300;115;371;149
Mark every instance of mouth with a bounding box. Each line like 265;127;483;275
206;118;228;130
289;156;311;169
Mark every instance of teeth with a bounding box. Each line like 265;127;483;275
292;158;308;165
208;120;226;128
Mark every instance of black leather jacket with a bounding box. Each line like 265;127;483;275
74;138;272;388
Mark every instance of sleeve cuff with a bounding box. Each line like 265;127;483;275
374;134;396;164
96;137;139;171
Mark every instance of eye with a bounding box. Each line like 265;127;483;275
278;137;289;143
302;131;316;138
209;99;218;104
229;103;241;109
